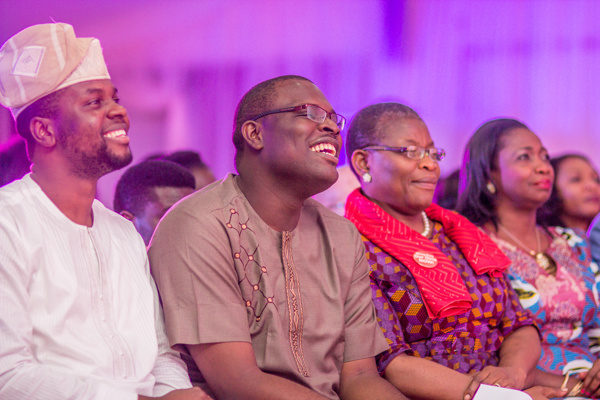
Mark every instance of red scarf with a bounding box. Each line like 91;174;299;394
345;189;511;319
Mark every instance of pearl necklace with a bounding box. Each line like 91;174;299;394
421;211;431;237
498;224;556;274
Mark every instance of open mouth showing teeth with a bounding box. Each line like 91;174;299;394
309;143;337;157
103;129;127;139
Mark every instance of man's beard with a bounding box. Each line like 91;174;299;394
60;134;133;179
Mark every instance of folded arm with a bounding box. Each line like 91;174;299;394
188;341;328;400
383;354;474;400
339;357;407;400
496;325;541;388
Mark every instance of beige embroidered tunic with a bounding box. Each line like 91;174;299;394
148;174;387;399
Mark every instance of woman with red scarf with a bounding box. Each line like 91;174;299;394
344;103;564;400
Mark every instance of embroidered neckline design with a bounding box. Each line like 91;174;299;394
282;231;309;377
225;207;309;376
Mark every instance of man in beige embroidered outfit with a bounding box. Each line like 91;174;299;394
148;75;406;399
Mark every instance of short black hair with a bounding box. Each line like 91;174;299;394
345;102;422;177
536;153;593;227
113;160;195;214
15;89;65;157
232;75;312;162
163;150;207;170
456;118;530;228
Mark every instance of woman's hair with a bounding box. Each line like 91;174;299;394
536;153;593;227
456;118;530;228
345;102;422;177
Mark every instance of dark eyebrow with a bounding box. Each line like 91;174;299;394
511;146;549;157
401;139;435;147
514;146;534;152
515;146;548;152
308;103;336;114
84;87;118;96
85;88;104;95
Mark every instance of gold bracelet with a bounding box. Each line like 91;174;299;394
567;380;583;397
561;372;570;392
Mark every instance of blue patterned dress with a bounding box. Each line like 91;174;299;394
490;227;600;374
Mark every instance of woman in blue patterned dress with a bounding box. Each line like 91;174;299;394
457;118;600;398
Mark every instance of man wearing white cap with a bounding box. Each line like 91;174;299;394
0;23;209;399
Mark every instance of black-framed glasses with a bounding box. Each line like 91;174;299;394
362;145;446;161
252;104;346;130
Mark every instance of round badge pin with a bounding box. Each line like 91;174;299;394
413;251;438;268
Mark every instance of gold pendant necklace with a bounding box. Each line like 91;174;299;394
534;252;553;271
498;224;556;275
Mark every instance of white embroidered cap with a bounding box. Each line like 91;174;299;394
0;23;110;119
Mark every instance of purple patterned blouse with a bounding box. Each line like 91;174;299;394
367;221;535;374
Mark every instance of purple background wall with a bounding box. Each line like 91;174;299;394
2;0;600;205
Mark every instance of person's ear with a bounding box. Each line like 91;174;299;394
29;117;57;148
488;170;500;192
352;149;370;176
241;120;264;151
352;149;374;184
120;210;135;221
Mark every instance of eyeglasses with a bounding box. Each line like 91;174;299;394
362;145;446;161
252;104;346;130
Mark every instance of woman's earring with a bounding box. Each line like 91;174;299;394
362;172;372;183
486;181;496;194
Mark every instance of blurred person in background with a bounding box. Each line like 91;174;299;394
536;154;600;235
114;160;196;245
433;168;460;210
164;150;215;190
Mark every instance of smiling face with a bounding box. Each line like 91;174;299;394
492;128;554;210
360;116;440;216
555;156;600;223
52;79;132;178
256;79;342;196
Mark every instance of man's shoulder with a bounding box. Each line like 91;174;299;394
93;199;144;237
0;176;37;226
166;174;239;220
302;197;362;243
0;175;32;204
304;197;357;228
152;174;243;245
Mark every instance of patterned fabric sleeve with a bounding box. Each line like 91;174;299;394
590;218;600;352
499;274;538;338
565;228;600;355
590;217;600;265
370;273;411;374
587;259;600;355
581;259;600;355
